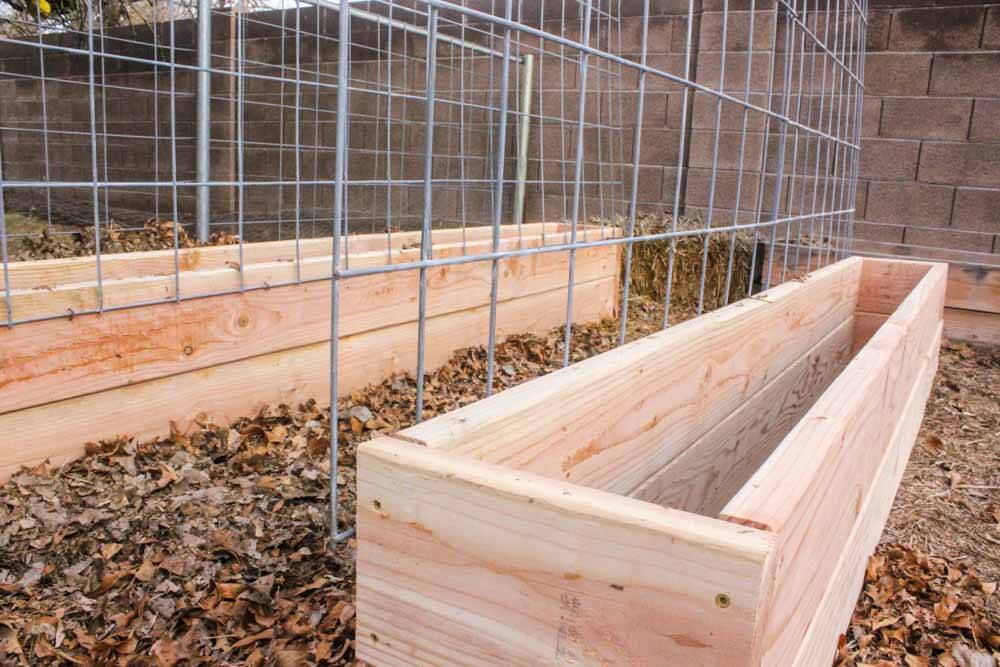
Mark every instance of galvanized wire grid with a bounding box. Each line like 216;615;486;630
0;0;867;542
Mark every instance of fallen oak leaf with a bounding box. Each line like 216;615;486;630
133;559;158;583
935;592;960;621
230;628;275;651
924;435;945;456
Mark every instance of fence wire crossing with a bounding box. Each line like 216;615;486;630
0;0;867;541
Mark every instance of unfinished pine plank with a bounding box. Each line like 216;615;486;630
399;257;862;497
3;228;617;324
944;306;1000;345
852;311;888;353
792;327;940;667
946;264;1000;314
0;243;616;415
720;262;946;666
629;315;855;516
356;436;776;667
856;257;933;315
766;243;998;316
0;276;616;482
0;222;568;292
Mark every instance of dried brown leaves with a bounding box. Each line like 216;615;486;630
842;341;1000;666
839;543;999;666
0;300;670;665
12;218;237;261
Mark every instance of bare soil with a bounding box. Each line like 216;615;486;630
0;303;997;666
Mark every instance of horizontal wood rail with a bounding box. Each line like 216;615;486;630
357;256;946;666
0;225;621;482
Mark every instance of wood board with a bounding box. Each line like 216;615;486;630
0;276;617;482
357;256;946;666
1;240;615;414
763;241;998;344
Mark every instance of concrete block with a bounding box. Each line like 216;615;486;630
859;138;920;181
853;220;905;244
888;6;985;51
985;6;1000;49
865;181;954;228
905;226;995;254
969;99;1000;142
866;10;892;52
879;97;972;141
865;53;932;97
952;187;1000;234
918;142;1000;188
929;53;1000;98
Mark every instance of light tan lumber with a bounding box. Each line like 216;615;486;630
0;243;617;415
721;260;946;666
399;257;863;496
946;264;1000;314
792;326;940;667
0;222;570;292
3;228;617;324
943;307;1000;345
630;315;855;516
766;243;998;316
857;257;933;315
356;436;777;667
0;276;616;482
852;311;888;353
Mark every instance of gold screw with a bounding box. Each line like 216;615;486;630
715;593;731;609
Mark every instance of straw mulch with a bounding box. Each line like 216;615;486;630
615;213;756;313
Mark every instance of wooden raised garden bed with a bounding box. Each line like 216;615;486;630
355;256;946;666
0;223;619;481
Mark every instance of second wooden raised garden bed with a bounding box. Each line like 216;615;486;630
355;255;946;666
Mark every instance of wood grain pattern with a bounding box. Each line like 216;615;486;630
946;264;1000;314
765;242;998;318
399;258;863;497
0;277;616;482
792;327;940;667
944;307;1000;345
0;243;616;414
356;436;776;667
856;257;934;316
352;256;944;667
630;315;854;516
3;228;616;324
852;311;888;353
721;262;946;666
0;222;570;292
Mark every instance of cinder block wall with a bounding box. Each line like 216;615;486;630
0;5;515;234
1;0;997;257
859;1;999;257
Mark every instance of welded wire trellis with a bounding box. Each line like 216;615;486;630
0;0;867;541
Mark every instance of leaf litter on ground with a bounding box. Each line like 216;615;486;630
0;300;669;665
0;295;996;666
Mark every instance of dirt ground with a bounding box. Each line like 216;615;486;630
838;340;1000;667
0;300;997;665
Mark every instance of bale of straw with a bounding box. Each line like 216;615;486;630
614;213;755;314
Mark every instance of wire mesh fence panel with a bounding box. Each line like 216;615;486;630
0;0;867;540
